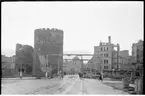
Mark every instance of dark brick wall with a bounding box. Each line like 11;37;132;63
33;28;63;77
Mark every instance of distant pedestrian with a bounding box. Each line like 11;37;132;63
60;72;63;79
20;71;22;79
79;73;81;78
79;73;83;79
99;73;103;81
61;73;64;79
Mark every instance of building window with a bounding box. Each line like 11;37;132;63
104;60;108;64
103;47;108;51
101;60;103;63
100;53;103;57
104;53;108;57
104;66;108;69
101;47;103;51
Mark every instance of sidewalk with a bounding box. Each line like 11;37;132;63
2;78;61;94
102;80;123;90
102;79;135;93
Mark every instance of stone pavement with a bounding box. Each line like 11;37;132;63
2;75;130;95
61;78;129;94
2;77;36;80
2;79;58;94
102;79;135;90
1;75;78;94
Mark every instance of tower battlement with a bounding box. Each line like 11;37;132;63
33;28;64;77
34;28;63;33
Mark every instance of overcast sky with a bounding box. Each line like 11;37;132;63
2;1;143;57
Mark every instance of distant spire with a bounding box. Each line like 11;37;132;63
108;36;111;43
100;40;102;45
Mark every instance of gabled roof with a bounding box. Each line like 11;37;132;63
72;56;80;61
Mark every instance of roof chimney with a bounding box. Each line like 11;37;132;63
108;36;111;43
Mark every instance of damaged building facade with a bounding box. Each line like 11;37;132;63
15;43;34;75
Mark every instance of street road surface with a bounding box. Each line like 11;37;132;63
1;75;129;95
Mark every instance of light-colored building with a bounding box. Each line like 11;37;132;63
63;56;82;74
132;40;143;64
132;40;143;77
119;50;129;65
113;50;133;70
2;55;15;70
85;56;101;72
93;36;120;71
72;56;82;73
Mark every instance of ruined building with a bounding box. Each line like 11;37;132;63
15;43;34;74
93;36;119;71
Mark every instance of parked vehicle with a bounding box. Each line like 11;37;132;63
83;72;100;79
79;73;83;79
83;72;92;78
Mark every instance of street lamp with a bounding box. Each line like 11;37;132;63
18;47;24;79
45;59;48;78
112;69;115;77
81;55;83;74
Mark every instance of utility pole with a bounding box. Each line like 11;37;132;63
18;47;23;79
81;55;84;75
66;59;67;75
58;57;59;75
20;63;23;79
117;44;119;70
45;54;48;78
111;46;113;76
61;54;63;77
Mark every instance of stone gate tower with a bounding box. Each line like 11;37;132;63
33;28;63;77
